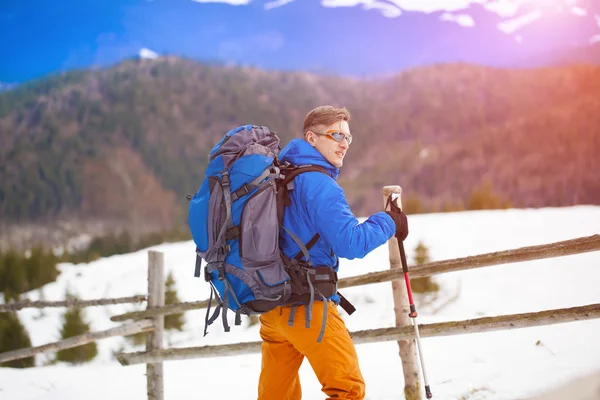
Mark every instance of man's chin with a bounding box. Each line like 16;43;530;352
328;157;343;168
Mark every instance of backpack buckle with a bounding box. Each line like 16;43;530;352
221;172;230;187
219;244;231;257
237;185;250;197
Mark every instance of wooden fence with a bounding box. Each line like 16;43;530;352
1;187;600;400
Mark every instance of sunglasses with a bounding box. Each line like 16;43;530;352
311;130;353;145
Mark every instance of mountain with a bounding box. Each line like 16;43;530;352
513;42;600;68
2;0;600;84
1;57;599;250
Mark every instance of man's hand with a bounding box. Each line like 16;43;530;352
385;209;409;241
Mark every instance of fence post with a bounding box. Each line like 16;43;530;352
383;185;422;400
147;250;165;400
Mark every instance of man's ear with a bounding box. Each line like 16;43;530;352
305;131;315;146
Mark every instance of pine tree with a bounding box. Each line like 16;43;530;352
127;271;185;346
411;241;440;294
25;246;60;290
165;271;185;331
1;250;28;302
414;242;429;265
0;312;35;368
55;295;98;364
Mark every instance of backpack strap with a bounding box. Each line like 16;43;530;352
282;227;319;266
194;249;203;278
294;233;320;262
203;273;244;336
277;163;357;324
276;164;330;224
230;166;278;202
225;166;281;242
203;170;248;335
276;164;330;262
215;171;233;269
317;297;328;342
203;283;220;336
337;292;356;315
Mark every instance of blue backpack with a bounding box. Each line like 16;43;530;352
188;125;353;341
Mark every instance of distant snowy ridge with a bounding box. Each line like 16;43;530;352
139;48;159;59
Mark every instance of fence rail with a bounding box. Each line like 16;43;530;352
340;234;600;286
109;234;600;323
115;302;600;365
110;299;208;323
0;319;154;364
0;295;147;312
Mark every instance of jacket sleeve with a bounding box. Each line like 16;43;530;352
302;173;396;260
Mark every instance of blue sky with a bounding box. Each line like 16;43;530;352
2;1;167;82
2;0;599;84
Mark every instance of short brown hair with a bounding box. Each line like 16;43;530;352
303;105;351;136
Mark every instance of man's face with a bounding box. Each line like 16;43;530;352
306;120;351;168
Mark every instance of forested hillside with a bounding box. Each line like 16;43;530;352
1;57;599;249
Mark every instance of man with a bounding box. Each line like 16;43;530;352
257;105;409;400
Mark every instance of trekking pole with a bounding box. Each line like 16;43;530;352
391;194;433;399
398;237;433;398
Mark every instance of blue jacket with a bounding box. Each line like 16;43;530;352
279;139;396;301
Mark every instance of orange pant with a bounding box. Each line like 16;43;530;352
257;301;366;400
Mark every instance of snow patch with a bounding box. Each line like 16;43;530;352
264;0;294;10
440;12;475;27
484;0;525;18
498;9;543;34
364;1;402;17
570;6;587;16
139;47;159;59
191;0;250;5
322;0;485;13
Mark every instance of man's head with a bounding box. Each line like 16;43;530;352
303;105;352;168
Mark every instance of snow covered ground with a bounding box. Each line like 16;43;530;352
1;206;600;400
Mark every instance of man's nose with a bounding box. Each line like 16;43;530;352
339;139;349;149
